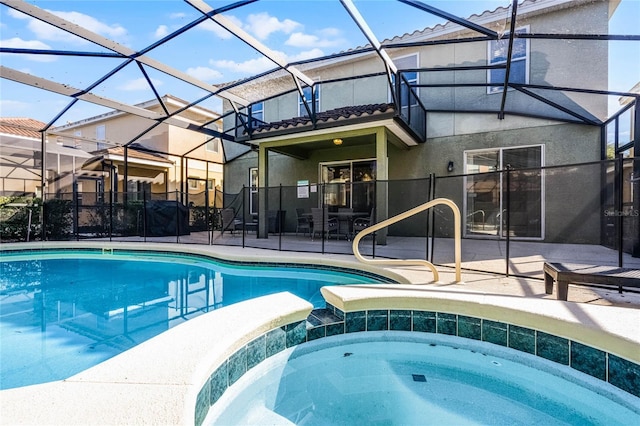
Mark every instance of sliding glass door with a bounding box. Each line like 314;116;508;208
320;159;375;212
465;145;543;239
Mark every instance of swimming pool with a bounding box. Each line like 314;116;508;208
0;248;392;390
206;332;640;425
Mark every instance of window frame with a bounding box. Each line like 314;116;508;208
205;138;220;153
487;26;530;94
96;124;107;150
392;53;419;106
298;85;320;117
463;143;545;240
251;101;264;123
249;167;258;215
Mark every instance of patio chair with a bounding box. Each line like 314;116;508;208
220;208;242;235
311;207;338;240
295;208;311;236
352;208;375;238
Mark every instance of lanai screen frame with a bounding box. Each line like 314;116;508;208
0;0;638;188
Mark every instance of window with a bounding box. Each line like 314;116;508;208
249;168;258;215
188;179;199;190
251;102;264;123
320;159;376;212
464;145;543;239
207;179;215;190
299;86;320;117
206;138;220;153
96;125;107;150
488;27;529;94
392;54;418;107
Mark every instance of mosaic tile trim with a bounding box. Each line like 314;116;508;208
322;305;640;399
195;320;307;426
195;306;640;426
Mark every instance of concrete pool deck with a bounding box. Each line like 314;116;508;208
1;241;639;425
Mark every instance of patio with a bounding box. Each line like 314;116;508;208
100;230;640;282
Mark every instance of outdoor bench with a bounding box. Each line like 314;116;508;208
543;262;640;301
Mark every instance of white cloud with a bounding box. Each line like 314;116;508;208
155;25;169;38
119;78;163;91
186;66;224;82
0;37;57;62
211;56;276;75
199;19;233;39
245;13;301;40
0;99;31;115
8;8;127;44
317;27;342;38
285;33;318;48
287;48;325;62
210;47;325;76
170;12;187;20
286;28;345;48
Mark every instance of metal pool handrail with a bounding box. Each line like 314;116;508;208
352;198;462;283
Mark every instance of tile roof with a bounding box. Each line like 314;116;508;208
0;118;46;139
250;103;395;135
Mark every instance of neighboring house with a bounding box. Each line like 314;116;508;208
0;117;92;197
53;94;225;206
221;0;633;247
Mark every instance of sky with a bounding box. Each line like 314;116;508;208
0;0;638;126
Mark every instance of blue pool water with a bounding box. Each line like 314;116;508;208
206;332;640;425
0;249;388;390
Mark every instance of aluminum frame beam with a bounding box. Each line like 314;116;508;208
185;0;315;88
398;0;497;38
0;0;249;106
0;66;226;135
340;0;398;75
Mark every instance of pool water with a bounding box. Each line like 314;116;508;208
0;250;386;390
206;332;640;425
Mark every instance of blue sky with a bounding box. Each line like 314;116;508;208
0;0;638;125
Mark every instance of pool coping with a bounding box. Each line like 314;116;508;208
0;292;314;425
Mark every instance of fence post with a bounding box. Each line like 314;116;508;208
429;176;436;264
175;190;180;243
321;183;325;254
615;154;624;267
278;184;283;251
505;165;512;277
142;190;147;242
73;182;79;241
425;174;432;260
109;191;113;241
205;186;210;245
242;185;246;248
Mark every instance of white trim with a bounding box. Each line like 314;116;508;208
318;158;377;208
486;26;531;95
463;144;545;240
298;85;321;117
97;154;173;169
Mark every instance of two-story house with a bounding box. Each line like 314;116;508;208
220;0;627;247
53;94;225;206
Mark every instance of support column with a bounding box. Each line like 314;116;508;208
258;145;269;238
375;128;388;245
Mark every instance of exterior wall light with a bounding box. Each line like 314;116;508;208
333;138;343;146
447;161;454;172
